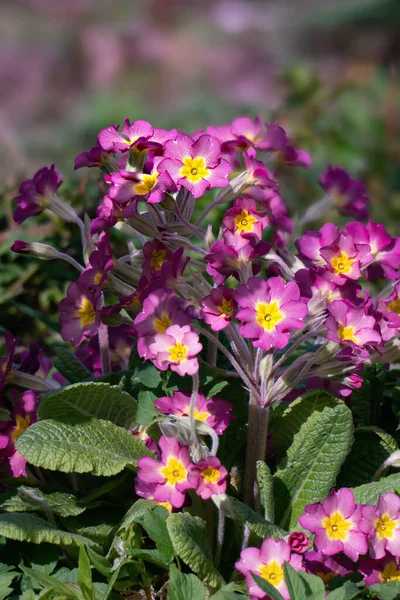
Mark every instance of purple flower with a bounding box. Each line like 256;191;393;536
346;221;400;281
188;456;228;500
360;492;400;559
155;390;233;435
74;144;110;170
98;119;176;154
142;240;173;280
223;197;269;240
83;232;113;288
235;277;307;351
359;553;400;585
299;488;368;562
288;532;310;554
320;232;373;285
319;165;369;220
59;277;103;346
149;324;202;376
159;133;231;198
136;435;194;509
205;237;270;284
107;158;176;206
235;538;303;600
326;300;381;348
303;550;354;584
202;286;236;331
134;479;172;513
295;223;339;266
13;165;62;224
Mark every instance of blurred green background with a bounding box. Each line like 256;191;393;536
0;0;399;348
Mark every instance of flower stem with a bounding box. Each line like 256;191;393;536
244;394;270;511
215;507;225;568
98;323;111;375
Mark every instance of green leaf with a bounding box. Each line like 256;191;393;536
337;426;397;488
209;583;247;598
274;399;353;530
78;546;94;600
53;347;91;383
167;564;207;600
131;364;162;389
0;513;100;550
38;382;137;429
117;499;156;531
0;564;19;600
206;380;229;399
19;566;79;599
351;473;400;504
252;574;285;600
139;506;174;564
229;497;286;540
325;581;360;600
0;487;89;517
85;547;112;577
257;460;274;522
272;389;339;460
369;581;400;599
16;417;152;476
351;364;387;427
136;390;158;425
296;571;325;599
284;563;307;600
166;512;224;587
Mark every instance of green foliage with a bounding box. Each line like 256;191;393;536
0;563;20;600
256;460;275;522
274;398;353;529
0;487;92;517
252;574;285;600
166;512;224;588
351;473;400;504
38;382;137;428
137;506;174;564
15;417;151;475
229;497;286;540
167;564;207;600
53;347;92;383
369;581;400;599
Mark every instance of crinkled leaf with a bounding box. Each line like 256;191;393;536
229;497;286;540
351;473;400;504
256;460;274;522
38;382;137;429
0;487;89;517
16;417;152;476
167;564;206;600
166;512;224;587
0;513;100;550
53;347;91;384
274;399;353;530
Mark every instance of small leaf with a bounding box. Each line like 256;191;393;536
166;512;224;587
16;417;152;476
0;487;89;517
0;564;19;600
19;566;79;599
132;364;162;389
256;460;274;522
206;380;229;399
252;574;285;600
209;583;247;598
53;347;91;383
117;499;156;532
136;390;158;425
325;581;360;599
229;497;286;540
167;564;207;600
283;563;307;600
86;547;112;577
78;546;94;600
38;382;137;429
369;580;400;599
140;506;174;564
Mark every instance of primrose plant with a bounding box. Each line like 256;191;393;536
2;115;400;599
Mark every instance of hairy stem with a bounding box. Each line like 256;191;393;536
244;394;270;511
98;323;111;375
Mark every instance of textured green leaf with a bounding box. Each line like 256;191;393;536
167;564;206;600
166;512;224;587
257;460;274;522
274;399;353;530
337;426;397;488
209;583;247;598
252;574;285;600
118;499;156;531
140;506;174;564
0;564;19;600
284;563;307;600
0;487;89;517
131;363;162;389
351;473;400;504
229;498;286;539
351;364;387;427
369;580;400;599
53;347;91;384
19;566;79;599
38;382;137;428
272;389;339;460
16;418;152;476
136;390;158;425
0;513;100;550
78;546;94;600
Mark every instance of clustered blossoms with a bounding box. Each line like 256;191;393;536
237;489;400;599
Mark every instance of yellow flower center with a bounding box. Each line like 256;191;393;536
134;172;158;195
201;466;220;484
337;324;357;343
77;299;97;327
157;501;173;513
94;272;103;286
255;301;284;331
234;209;257;233
160;456;187;486
183;406;211;422
258;561;284;588
150;249;166;271
375;513;397;539
388;298;400;316
316;571;336;585
380;561;400;584
11;414;31;442
154;312;172;334
330;252;354;275
217;297;234;317
168;341;188;363
179;156;210;183
322;511;351;541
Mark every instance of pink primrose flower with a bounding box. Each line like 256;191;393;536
295;223;340;266
149;324;202;376
107;158;176;206
74;144;110;170
188;456;228;500
360;492;400;559
359;553;400;585
59;277;103;346
319;165;370;220
13;164;62;224
202;286;236;331
223;197;269;240
325;300;381;348
288;532;310;554
303;550;354;584
98;119;176;154
320;232;373;285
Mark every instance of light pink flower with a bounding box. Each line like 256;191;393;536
326;300;381;348
188;456;228;500
149;324;202;376
202;286;236;331
360;493;400;559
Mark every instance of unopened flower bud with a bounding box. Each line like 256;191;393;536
259;354;273;382
11;241;60;260
204;224;216;251
288;531;309;554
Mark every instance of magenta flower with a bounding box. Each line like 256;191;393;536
320;232;372;285
136;435;194;509
303;550;354;585
359;553;400;585
0;390;39;477
74;144;110;170
346;221;400;281
202;286;236;331
59;278;103;346
159;133;231;198
142;240;173;280
205;237;270;284
13;165;62;224
188;456;228;500
295;223;339;266
235;538;303;600
262;122;311;168
155;390;233;435
98;119;176;154
107;158;176;205
299;488;368;562
134;289;190;360
90;195;131;235
243;148;278;190
288;532;309;554
83;232;113;288
235;277;307;351
134;479;173;513
326;300;381;348
319;165;369;220
149;324;202;376
360;493;400;559
223;197;269;240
